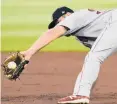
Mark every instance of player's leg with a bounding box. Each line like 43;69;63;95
58;9;117;104
73;10;117;100
73;9;117;98
73;47;117;96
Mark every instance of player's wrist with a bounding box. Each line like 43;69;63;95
21;50;33;61
27;48;36;56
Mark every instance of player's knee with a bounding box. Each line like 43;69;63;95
85;52;105;64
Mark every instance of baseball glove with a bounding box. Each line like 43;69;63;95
1;52;29;81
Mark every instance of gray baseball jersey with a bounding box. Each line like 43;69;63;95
57;9;117;98
57;9;113;48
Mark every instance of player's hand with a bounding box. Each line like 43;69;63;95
20;50;32;61
1;52;29;80
20;50;33;69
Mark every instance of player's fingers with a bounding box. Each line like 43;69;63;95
20;51;26;56
24;64;28;69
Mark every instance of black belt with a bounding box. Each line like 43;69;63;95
77;36;97;49
77;36;97;42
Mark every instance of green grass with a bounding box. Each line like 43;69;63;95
1;35;89;52
1;0;117;52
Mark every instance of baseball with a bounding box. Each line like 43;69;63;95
7;61;17;69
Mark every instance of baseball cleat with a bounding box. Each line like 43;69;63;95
57;95;89;104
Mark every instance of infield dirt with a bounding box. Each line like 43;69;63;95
1;52;117;104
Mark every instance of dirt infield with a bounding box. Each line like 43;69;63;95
1;52;117;104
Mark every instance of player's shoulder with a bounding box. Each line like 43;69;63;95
74;8;109;13
75;9;89;13
65;9;94;20
74;9;97;15
74;8;110;16
72;9;91;17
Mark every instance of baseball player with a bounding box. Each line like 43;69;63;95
21;6;117;104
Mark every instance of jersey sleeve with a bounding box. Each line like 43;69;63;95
56;9;103;36
56;9;88;32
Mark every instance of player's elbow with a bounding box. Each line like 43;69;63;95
46;29;55;35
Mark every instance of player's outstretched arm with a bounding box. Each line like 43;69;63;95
21;26;66;60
